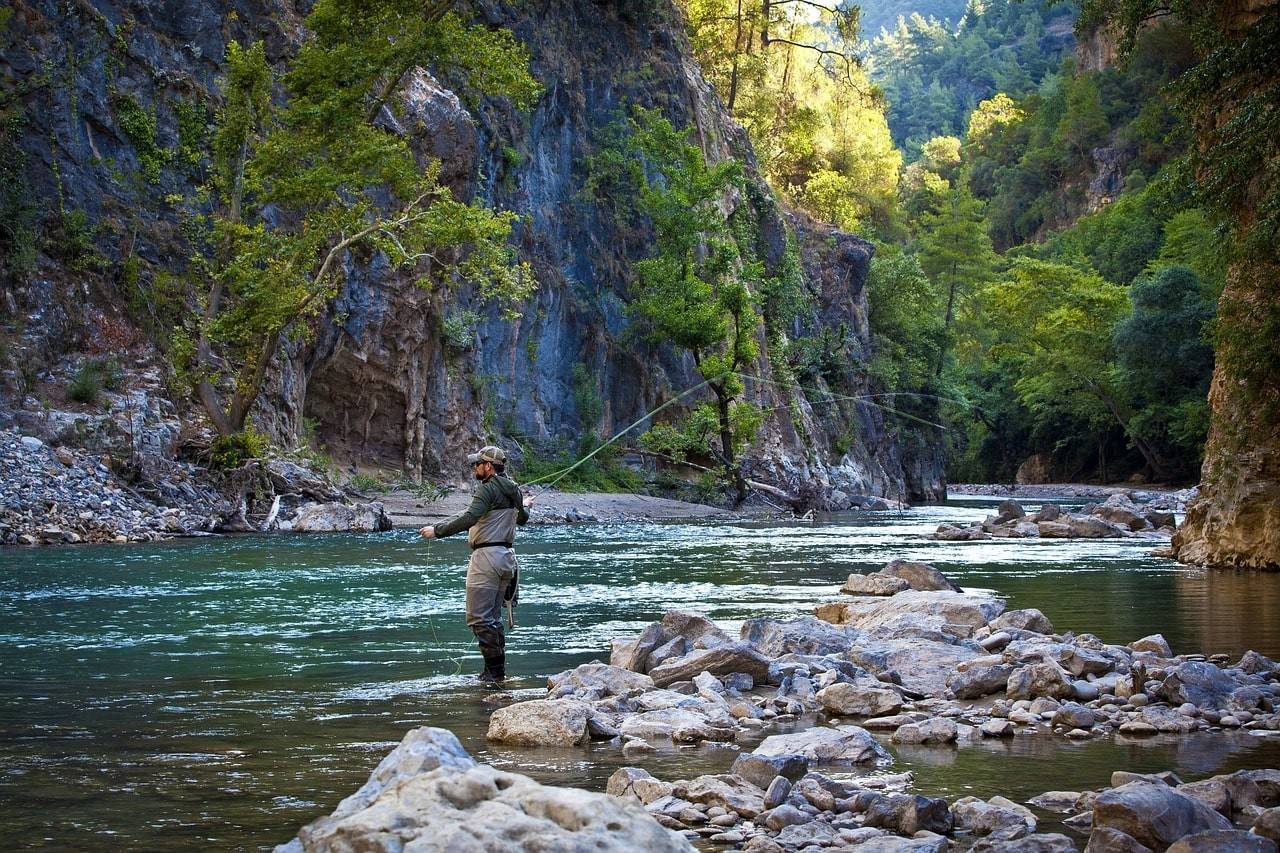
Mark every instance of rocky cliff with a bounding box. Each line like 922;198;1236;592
0;0;945;506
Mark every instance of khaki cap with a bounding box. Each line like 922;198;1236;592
467;445;507;465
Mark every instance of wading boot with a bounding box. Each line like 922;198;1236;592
478;653;505;684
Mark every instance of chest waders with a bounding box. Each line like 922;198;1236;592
464;483;522;682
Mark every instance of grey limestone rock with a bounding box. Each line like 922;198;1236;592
485;699;593;747
1092;782;1232;850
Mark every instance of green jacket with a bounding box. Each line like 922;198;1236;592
434;475;529;546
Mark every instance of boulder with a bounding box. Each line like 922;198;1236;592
1053;703;1096;729
753;725;892;765
1129;634;1173;657
1084;827;1154;852
1254;807;1280;843
547;662;654;699
849;836;951;852
1092;782;1233;849
843;573;912;596
953;795;1038;838
1035;503;1063;522
617;623;668;672
996;499;1027;523
991;609;1055;635
935;523;992;541
1038;521;1075;538
879;559;962;592
661;610;733;648
892;718;958;745
1007;663;1075;700
618;708;717;742
1165;831;1277;853
1160;661;1239;708
1065;514;1130;538
645;636;688;672
277;727;691;852
847;636;983;696
292;501;392;532
837;590;1004;635
730;753;809;790
1177;779;1232;816
647;642;773;687
607;767;655;800
971;835;1079;852
681;774;767;818
863;792;954;835
740;616;857;657
950;663;1015;699
486;699;593;747
816;682;903;717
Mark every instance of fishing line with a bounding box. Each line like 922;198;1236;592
520;369;969;491
422;534;463;677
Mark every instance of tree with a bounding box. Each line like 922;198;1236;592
915;185;995;354
177;0;540;438
1114;265;1215;472
983;258;1179;479
589;110;764;503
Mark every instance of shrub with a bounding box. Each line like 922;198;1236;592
67;357;125;405
210;428;271;470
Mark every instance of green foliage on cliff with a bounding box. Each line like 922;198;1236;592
174;1;540;438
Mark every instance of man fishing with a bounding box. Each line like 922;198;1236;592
419;445;531;683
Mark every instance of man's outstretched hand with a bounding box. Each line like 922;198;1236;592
523;491;537;507
419;526;436;539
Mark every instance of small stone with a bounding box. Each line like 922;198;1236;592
1130;693;1150;707
763;776;791;810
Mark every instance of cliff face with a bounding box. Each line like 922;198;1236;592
0;0;946;504
1167;0;1280;571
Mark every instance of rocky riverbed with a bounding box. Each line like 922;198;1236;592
281;561;1280;852
935;494;1178;542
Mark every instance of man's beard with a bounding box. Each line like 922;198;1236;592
474;469;486;481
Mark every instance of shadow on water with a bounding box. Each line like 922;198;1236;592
2;496;1280;849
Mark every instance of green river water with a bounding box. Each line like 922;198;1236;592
3;495;1280;850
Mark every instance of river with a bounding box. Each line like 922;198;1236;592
3;495;1280;849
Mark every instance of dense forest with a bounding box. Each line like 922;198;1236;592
680;0;1225;485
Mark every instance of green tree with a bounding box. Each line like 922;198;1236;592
983;258;1176;478
591;110;764;503
178;1;539;437
1114;265;1214;470
915;185;995;359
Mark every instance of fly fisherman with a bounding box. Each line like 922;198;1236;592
419;446;531;683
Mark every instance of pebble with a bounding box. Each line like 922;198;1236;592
1130;693;1150;707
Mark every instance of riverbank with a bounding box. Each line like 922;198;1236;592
281;558;1280;851
380;485;750;528
950;482;1195;511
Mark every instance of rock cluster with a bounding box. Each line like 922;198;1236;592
935;496;1177;542
477;560;1279;849
1027;768;1280;852
0;429;222;544
0;429;393;545
275;726;691;852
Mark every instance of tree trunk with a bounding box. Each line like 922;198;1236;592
728;0;743;111
712;382;748;506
